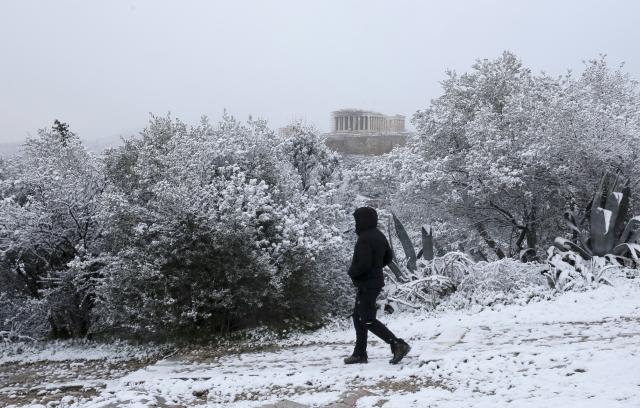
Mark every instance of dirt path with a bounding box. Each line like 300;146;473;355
3;283;640;407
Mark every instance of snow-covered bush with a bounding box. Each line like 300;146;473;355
445;258;549;309
93;114;350;339
382;252;472;309
0;292;49;342
544;246;620;292
0;115;353;341
276;122;341;192
383;254;548;311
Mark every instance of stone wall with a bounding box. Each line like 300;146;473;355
324;133;408;155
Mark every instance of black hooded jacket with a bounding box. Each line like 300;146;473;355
348;207;393;288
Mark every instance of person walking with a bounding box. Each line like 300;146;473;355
344;206;411;365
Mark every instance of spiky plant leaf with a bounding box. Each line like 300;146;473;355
553;237;592;260
387;215;395;262
590;207;611;256
603;191;624;251
613;186;631;238
564;211;590;247
421;224;434;261
386;260;407;282
615;216;640;247
392;211;417;271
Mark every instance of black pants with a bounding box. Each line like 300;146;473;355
352;287;398;357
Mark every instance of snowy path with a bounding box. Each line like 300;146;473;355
5;278;640;407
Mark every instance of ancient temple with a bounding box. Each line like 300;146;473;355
331;109;405;134
324;109;409;155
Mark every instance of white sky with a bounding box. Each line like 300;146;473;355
1;0;639;147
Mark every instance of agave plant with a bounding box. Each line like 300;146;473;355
385;212;435;283
546;175;640;290
545;247;616;291
553;176;640;263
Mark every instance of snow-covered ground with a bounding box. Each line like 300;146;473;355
3;276;640;407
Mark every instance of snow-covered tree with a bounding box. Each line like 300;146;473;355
395;52;640;260
275;122;341;192
0;121;106;337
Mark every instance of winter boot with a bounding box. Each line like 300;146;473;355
389;339;410;364
344;354;368;364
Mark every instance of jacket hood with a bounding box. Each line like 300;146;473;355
353;207;378;235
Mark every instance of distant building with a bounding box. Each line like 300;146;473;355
331;109;406;134
324;109;409;155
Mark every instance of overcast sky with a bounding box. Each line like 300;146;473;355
1;0;639;148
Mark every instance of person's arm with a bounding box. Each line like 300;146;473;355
348;238;373;279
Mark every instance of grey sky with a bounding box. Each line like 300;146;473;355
1;0;639;148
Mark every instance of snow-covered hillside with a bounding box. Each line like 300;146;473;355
3;275;639;408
